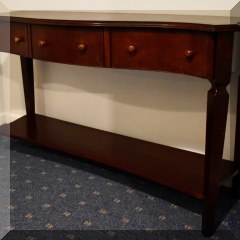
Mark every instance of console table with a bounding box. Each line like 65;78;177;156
0;11;240;236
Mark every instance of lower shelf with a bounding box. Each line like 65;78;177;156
0;114;237;200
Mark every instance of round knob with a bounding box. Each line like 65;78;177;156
14;36;23;44
39;40;47;47
128;45;136;54
78;44;86;52
185;50;194;59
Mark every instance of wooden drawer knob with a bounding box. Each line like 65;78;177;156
14;36;23;44
78;43;87;52
185;50;194;59
128;45;136;54
39;40;47;47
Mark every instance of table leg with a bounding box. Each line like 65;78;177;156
232;76;240;199
232;172;240;199
20;56;35;116
202;32;233;237
202;83;229;236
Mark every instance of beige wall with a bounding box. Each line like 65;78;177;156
1;0;239;12
231;1;240;17
1;1;240;161
0;2;10;124
0;54;10;124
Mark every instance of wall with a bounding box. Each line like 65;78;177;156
0;2;10;124
1;0;239;12
231;1;240;17
0;1;240;161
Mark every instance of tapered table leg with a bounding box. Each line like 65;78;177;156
202;84;229;236
20;56;36;137
232;76;240;199
20;56;35;116
202;32;234;237
232;172;240;199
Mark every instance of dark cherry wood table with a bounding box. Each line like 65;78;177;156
0;11;240;236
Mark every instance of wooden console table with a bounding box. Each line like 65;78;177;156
0;11;240;236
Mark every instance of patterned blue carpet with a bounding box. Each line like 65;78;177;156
0;136;240;239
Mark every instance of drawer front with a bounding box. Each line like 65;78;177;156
31;25;104;67
0;22;29;56
111;29;214;78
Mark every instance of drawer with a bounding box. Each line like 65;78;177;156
0;22;29;56
111;29;214;78
31;25;104;67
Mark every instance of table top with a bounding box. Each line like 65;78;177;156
1;11;240;32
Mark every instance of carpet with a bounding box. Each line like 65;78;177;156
0;136;239;239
